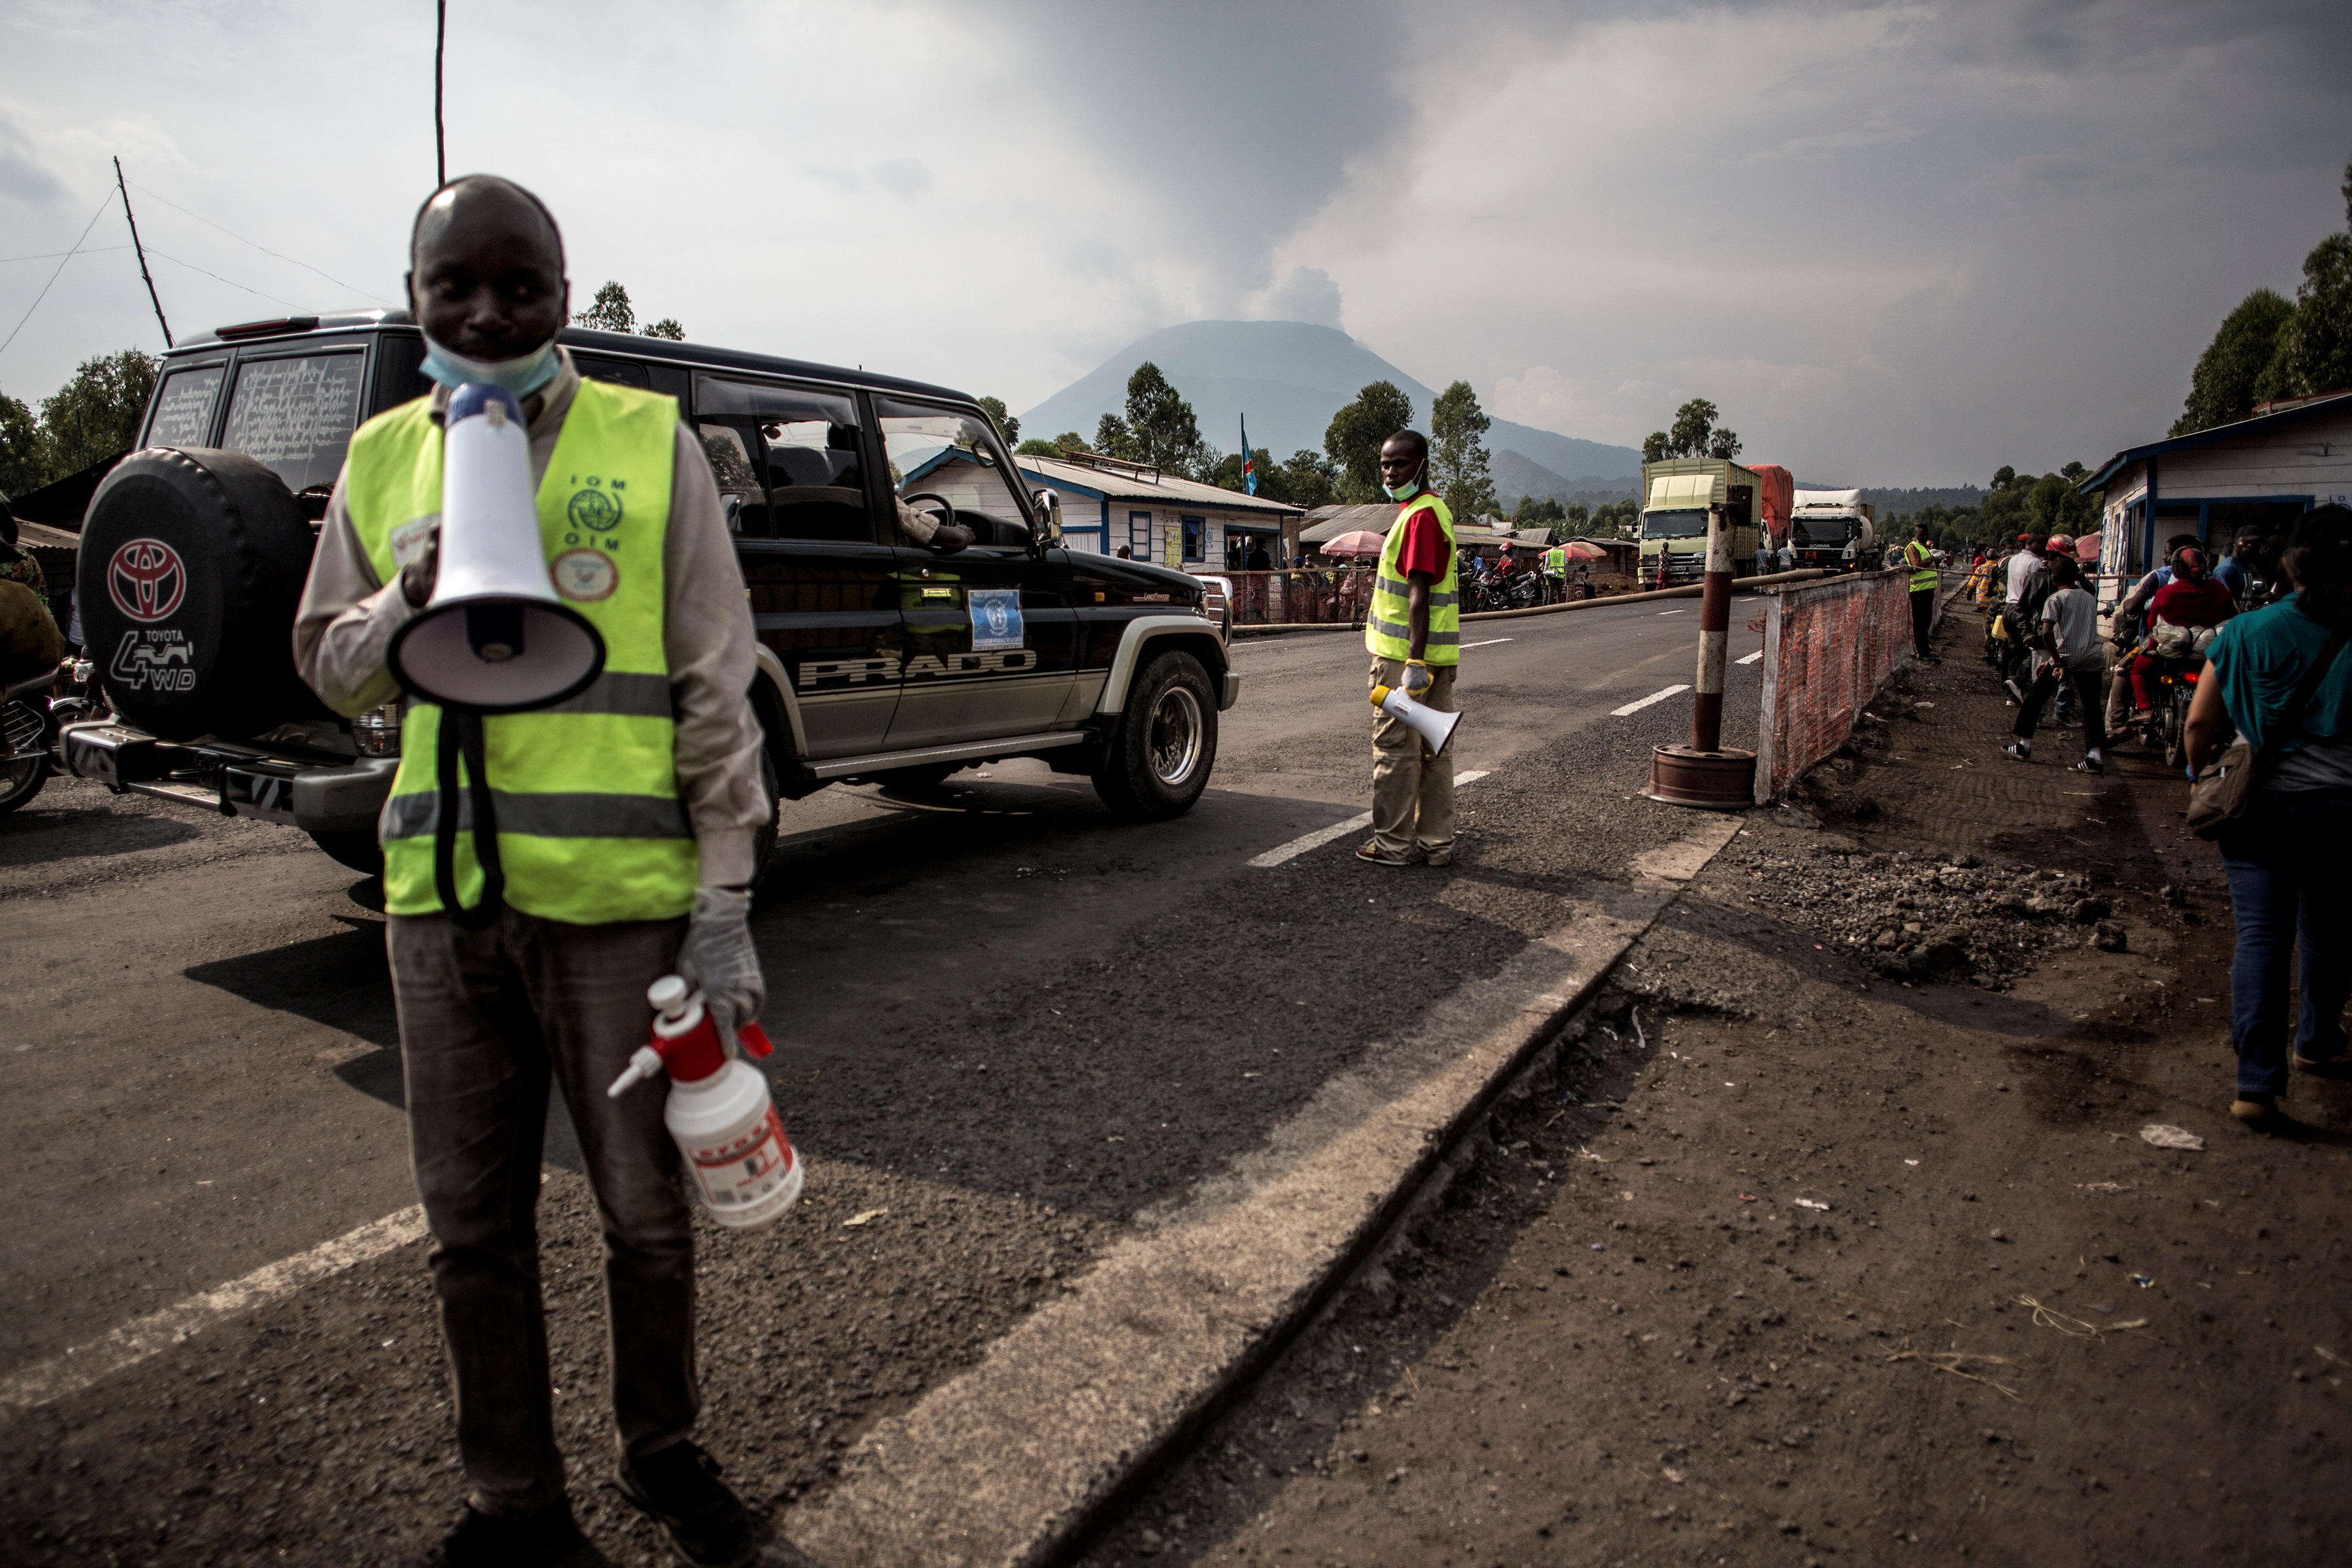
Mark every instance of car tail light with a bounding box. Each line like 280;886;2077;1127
352;702;402;757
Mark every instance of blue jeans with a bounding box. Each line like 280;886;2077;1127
2217;787;2352;1095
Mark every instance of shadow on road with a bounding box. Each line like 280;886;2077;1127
185;913;399;1051
0;806;205;867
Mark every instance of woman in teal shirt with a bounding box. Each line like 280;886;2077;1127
2185;505;2352;1125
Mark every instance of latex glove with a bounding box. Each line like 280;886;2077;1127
1401;659;1433;696
676;886;764;1053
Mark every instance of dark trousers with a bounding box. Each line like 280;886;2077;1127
389;907;696;1516
2219;789;2352;1095
2012;663;2106;753
1909;587;1935;658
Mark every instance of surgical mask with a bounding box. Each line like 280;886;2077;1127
1383;478;1421;501
419;333;563;397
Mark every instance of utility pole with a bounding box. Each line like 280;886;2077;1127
114;157;172;349
435;0;448;186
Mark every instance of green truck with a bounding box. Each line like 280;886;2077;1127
1636;458;1768;585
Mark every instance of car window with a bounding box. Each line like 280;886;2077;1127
696;376;870;543
698;423;766;534
220;351;366;497
875;397;1028;546
146;363;225;447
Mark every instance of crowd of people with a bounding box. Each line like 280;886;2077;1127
1958;506;2352;1130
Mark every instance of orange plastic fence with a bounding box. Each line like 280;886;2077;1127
1754;571;1942;804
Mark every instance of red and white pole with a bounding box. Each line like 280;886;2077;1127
1643;502;1757;808
1692;503;1731;752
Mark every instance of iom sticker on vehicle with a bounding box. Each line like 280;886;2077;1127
968;587;1024;651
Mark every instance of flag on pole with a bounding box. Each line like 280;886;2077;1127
1241;415;1257;495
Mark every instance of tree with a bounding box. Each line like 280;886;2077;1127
1015;438;1062;456
1511;495;1567;526
1323;380;1414;502
977;397;1020;446
1429;380;1498;518
40;350;157;479
1640;398;1737;464
2258;233;2352;404
2024;473;2095;538
2172;287;2296;434
576;281;637;333
2059;461;2087;482
1990;465;2017;490
574;281;685;341
1095;412;1132;458
0;390;41;498
1280;449;1339;512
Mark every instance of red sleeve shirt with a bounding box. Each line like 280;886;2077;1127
2151;577;2236;627
1394;500;1448;581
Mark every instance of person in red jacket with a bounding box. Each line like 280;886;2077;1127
2132;547;2237;713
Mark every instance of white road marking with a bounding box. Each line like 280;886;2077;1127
1657;609;1689;616
1459;638;1514;649
1250;770;1490;867
1737;650;1764;666
0;1204;429;1411
1611;683;1690;717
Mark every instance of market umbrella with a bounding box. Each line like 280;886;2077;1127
1319;529;1388;557
1560;540;1607;560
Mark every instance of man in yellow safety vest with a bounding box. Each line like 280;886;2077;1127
1905;522;1941;661
1360;430;1460;866
293;176;773;1568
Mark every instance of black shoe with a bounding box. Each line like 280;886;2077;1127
423;1499;591;1568
617;1443;766;1568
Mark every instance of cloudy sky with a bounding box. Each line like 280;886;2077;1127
3;0;2347;483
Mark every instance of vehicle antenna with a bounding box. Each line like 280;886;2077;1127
435;0;448;186
114;156;172;349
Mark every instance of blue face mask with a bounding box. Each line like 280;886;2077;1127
419;333;562;397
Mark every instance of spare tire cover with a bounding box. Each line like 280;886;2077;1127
77;447;327;741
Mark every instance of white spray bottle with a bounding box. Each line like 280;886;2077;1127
608;975;804;1227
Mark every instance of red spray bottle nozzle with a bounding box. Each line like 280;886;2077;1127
607;978;774;1098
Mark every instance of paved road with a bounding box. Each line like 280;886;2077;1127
0;593;1773;1562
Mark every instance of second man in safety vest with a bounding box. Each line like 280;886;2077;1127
1360;430;1460;867
1905;522;1940;661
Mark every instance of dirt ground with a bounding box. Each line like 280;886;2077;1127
1075;607;2352;1567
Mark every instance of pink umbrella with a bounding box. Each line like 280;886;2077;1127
1319;529;1388;557
1561;540;1607;560
2076;535;2100;564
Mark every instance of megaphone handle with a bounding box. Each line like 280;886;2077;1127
737;1021;776;1059
433;710;507;932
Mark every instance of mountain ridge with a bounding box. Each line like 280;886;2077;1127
1019;320;1643;482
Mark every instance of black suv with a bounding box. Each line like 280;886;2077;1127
59;312;1238;879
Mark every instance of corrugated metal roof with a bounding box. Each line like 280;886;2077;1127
1017;455;1302;516
1299;503;1397;543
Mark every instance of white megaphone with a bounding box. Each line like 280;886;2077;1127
1369;680;1461;754
386;382;604;713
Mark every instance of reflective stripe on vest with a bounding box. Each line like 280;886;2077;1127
1906;540;1938;592
1365;492;1460;665
344;380;696;923
1544;546;1565;575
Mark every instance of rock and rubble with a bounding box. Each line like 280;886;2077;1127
1730;844;2129;987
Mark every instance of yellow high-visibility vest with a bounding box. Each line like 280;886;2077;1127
1906;539;1939;593
1365;491;1460;665
344;380;697;923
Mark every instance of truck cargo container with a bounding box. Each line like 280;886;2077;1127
1637;458;1765;584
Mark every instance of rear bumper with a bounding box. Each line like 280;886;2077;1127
58;721;394;834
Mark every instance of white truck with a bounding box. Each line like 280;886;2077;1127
1788;489;1876;573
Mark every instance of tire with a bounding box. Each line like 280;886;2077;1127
0;698;48;816
1092;649;1217;820
78;447;326;742
750;742;781;885
307;829;384;877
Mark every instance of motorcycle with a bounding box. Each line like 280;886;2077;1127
0;656;108;817
1507;570;1544;610
2147;653;2200;770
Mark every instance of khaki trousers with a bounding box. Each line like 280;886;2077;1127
1368;657;1456;857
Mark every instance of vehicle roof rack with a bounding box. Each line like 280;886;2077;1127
216;316;320;340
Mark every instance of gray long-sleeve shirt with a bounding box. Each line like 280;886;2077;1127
291;350;768;889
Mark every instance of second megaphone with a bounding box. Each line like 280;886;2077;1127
1368;679;1460;754
386;382;606;713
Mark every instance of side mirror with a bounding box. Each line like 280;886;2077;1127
1030;487;1062;549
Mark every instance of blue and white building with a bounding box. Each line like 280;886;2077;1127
1017;453;1303;568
